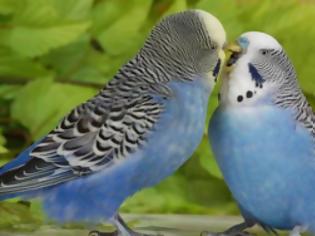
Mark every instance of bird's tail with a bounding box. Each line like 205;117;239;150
0;143;37;200
0;144;36;175
0;140;76;200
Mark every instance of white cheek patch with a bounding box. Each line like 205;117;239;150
220;58;266;106
219;31;284;107
227;75;257;105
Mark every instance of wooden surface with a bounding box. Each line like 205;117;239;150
0;214;267;236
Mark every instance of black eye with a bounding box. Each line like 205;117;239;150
261;49;268;55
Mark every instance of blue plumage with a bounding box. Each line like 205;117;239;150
0;143;36;175
2;78;211;223
209;106;315;230
208;31;315;236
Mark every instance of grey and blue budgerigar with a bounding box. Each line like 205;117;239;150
208;32;315;236
0;10;226;236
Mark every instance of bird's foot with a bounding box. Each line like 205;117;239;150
89;231;118;236
89;214;163;236
88;230;161;236
201;222;255;236
200;230;253;236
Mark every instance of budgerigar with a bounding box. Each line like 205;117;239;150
207;31;315;236
0;10;226;236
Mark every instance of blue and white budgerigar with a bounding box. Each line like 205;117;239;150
208;31;315;236
0;10;226;236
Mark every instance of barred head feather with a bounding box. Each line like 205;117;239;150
221;31;315;138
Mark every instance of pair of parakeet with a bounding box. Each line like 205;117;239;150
0;9;314;236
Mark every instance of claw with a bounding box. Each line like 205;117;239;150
200;231;253;236
88;230;118;236
200;221;255;236
89;214;162;236
89;231;101;236
88;228;161;236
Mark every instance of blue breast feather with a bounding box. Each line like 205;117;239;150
0;78;211;223
209;106;315;231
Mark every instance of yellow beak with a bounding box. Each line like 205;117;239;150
225;42;242;53
223;42;242;73
218;49;226;63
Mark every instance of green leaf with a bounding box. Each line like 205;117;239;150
198;136;222;179
10;0;92;25
0;201;43;231
11;78;97;140
196;0;243;40
83;51;128;79
40;35;90;77
0;133;7;154
195;87;223;179
0;47;49;78
53;0;93;21
122;175;210;214
0;85;21;100
72;66;108;84
91;0;141;35
97;0;153;56
6;22;90;57
0;0;19;15
161;0;187;17
12;0;60;26
305;92;315;109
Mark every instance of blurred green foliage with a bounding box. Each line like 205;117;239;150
0;0;315;230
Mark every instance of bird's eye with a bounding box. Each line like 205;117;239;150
261;49;268;55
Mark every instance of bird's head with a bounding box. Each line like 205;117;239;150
140;10;226;85
220;31;298;107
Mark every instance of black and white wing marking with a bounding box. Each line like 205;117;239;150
0;83;165;195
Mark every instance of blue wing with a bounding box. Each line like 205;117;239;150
0;142;39;175
0;83;165;197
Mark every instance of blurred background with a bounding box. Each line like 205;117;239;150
0;0;315;231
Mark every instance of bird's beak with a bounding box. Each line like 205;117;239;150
218;49;226;63
224;42;243;72
225;42;242;53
